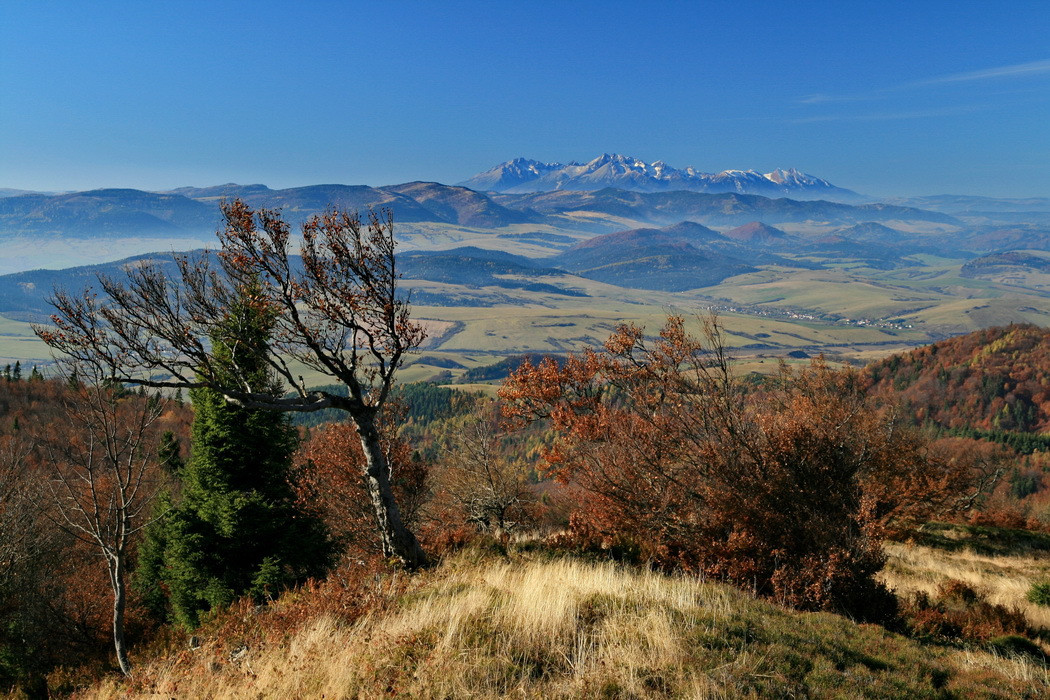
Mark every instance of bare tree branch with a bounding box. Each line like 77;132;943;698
35;201;429;568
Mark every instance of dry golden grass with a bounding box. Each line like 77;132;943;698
82;548;1049;699
883;536;1050;631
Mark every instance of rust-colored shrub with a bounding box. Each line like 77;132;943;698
418;523;480;557
967;506;1030;530
501;315;977;619
294;409;428;562
903;580;1031;642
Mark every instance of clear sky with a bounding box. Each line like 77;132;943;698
2;1;1049;197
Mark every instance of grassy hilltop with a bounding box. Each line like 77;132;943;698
82;536;1050;699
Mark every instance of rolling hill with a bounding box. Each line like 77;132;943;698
0;182;965;246
550;224;757;292
863;324;1050;434
493;188;961;230
383;181;532;227
723;221;790;243
0;189;217;238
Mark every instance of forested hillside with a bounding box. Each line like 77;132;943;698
864;324;1050;434
0;375;191;690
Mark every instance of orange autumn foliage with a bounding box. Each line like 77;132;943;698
0;377;191;684
863;324;1050;433
501;315;977;618
294;412;428;562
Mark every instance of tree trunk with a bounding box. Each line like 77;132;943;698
108;554;132;676
355;411;428;569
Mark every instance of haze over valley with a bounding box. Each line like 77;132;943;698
1;154;1049;381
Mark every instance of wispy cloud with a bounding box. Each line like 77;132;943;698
792;105;987;124
797;93;878;105
912;58;1050;86
796;58;1050;105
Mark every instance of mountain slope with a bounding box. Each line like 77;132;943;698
961;250;1050;278
832;222;907;244
495;188;959;229
0;189;217;238
461;154;865;201
551;224;756;291
0;252;201;321
382;181;532;227
399;250;582;301
81;550;1049;699
0;247;582;320
224;184;440;223
170;181;537;227
723;221;790;243
863;324;1050;433
164;183;276;201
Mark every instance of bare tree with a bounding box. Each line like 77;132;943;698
0;434;39;581
438;418;535;534
36;369;166;675
35;201;428;568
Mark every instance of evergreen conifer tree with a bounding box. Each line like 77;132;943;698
136;284;332;628
157;431;184;475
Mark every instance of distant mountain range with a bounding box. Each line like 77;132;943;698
459;154;865;201
491;188;959;229
0;182;532;239
0;181;960;243
4;176;1050;286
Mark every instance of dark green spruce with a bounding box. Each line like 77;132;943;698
136;287;333;628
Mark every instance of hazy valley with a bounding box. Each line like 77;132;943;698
2;156;1049;384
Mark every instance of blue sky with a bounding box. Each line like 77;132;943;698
2;1;1048;197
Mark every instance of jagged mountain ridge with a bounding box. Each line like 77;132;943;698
460;154;865;201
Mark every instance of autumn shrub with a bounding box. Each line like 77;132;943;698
967;506;1030;530
427;406;540;536
418;522;481;558
902;579;1032;642
112;556;406;699
501;315;977;619
294;406;429;562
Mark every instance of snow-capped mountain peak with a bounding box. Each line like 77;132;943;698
763;168;831;188
459;156;863;201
